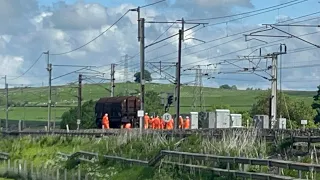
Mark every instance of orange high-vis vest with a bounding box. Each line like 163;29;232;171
184;118;190;129
102;115;109;129
124;123;131;129
160;119;165;129
148;117;153;128
179;117;184;129
152;117;161;129
144;115;150;129
166;119;174;130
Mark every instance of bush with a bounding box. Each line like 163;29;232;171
60;100;96;130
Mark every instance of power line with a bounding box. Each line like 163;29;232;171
50;10;130;56
8;53;44;80
98;7;318;76
185;0;307;21
151;22;176;44
51;0;166;57
126;11;320;70
103;1;306;70
140;0;166;8
182;30;320;67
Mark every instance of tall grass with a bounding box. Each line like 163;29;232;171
0;130;269;179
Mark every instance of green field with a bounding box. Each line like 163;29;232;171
0;82;316;121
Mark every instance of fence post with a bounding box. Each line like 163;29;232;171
277;154;281;175
30;162;34;179
298;156;302;178
36;166;39;179
64;168;67;180
56;168;60;180
78;165;81;180
227;153;230;171
311;151;314;180
40;166;43;179
13;159;17;172
72;169;75;180
23;160;27;174
7;159;10;172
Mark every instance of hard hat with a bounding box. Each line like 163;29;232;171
179;116;182;117
145;113;148;114
186;116;189;118
105;113;108;115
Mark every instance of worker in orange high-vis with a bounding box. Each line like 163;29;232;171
184;116;190;129
149;116;154;128
152;116;161;129
166;118;174;130
160;118;165;129
179;116;184;129
124;123;131;129
102;113;110;129
144;113;150;129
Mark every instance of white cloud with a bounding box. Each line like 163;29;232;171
0;0;319;92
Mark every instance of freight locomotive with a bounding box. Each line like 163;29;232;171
95;96;141;128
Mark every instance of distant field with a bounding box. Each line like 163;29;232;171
0;82;315;121
0;107;67;121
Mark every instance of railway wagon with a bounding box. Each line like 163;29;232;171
95;96;141;128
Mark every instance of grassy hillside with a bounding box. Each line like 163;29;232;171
0;82;315;121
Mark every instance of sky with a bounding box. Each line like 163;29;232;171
1;0;320;91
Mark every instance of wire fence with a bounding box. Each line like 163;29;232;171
0;159;93;180
0;148;319;180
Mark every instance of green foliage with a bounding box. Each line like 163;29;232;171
219;84;237;90
60;100;96;130
134;70;152;83
312;85;320;123
236;111;252;127
145;91;163;116
250;90;315;127
208;104;232;112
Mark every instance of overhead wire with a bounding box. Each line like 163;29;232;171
184;0;307;21
50;10;130;56
123;10;320;71
8;53;44;81
96;1;313;73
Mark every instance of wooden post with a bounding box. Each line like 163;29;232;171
64;169;67;180
298;156;302;178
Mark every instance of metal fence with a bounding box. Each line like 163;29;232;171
0;148;319;179
56;150;320;180
0;159;93;180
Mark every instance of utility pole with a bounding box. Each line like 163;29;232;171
137;7;141;42
5;75;8;131
237;44;286;129
124;55;129;95
139;18;145;131
183;64;208;112
78;74;82;129
175;29;182;130
193;68;204;111
270;54;278;128
44;51;52;131
110;64;116;97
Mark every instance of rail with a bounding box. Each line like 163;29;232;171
55;149;320;179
